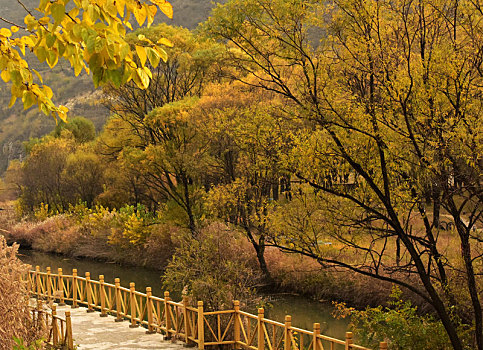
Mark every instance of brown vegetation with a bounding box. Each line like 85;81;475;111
0;236;45;348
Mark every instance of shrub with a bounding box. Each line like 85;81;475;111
333;286;459;349
163;222;260;310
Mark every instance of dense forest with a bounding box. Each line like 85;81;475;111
1;0;482;349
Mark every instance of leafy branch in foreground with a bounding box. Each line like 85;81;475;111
0;0;174;120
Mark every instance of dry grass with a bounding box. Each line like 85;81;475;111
0;236;45;348
7;212;178;270
265;249;397;308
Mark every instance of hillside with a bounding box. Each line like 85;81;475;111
0;0;224;173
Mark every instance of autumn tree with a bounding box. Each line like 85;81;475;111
98;24;225;231
102;23;224;149
18;136;75;212
119;98;213;233
53;116;96;143
205;0;483;348
201;82;295;282
62;147;105;207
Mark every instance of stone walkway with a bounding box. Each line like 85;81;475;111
52;303;185;350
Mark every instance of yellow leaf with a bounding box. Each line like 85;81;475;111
0;28;12;37
146;47;160;68
43;85;53;99
156;1;173;19
133;5;147;26
157;37;173;47
146;5;157;26
135;45;147;66
155;47;168;63
38;17;50;25
46;51;59;68
135;67;150;89
116;0;125;17
32;69;43;84
1;70;11;83
8;95;16;108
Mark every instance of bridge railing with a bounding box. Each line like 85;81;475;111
28;266;387;350
30;300;74;349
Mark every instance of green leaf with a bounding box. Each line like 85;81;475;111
92;68;103;88
146;47;160;68
155;47;168;63
95;37;106;53
23;90;36;110
35;46;47;63
46;33;56;48
86;34;97;53
10;70;21;85
46;51;58;68
107;68;123;88
51;3;66;23
72;23;83;39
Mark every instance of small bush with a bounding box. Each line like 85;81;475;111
334;286;454;349
163;222;260;310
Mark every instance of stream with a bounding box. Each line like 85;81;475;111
18;249;350;339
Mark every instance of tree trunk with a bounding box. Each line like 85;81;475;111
243;226;272;284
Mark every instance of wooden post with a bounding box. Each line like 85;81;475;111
234;300;241;349
115;278;123;322
313;323;320;350
146;287;155;334
35;266;41;298
379;342;388;350
99;275;107;317
36;298;43;330
258;308;265;350
86;272;94;312
164;291;172;339
65;310;74;350
197;301;204;350
46;267;52;301
51;304;58;346
183;295;190;343
58;268;65;305
284;315;292;350
72;269;78;308
129;282;138;328
345;332;353;350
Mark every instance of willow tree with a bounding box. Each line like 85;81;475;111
205;0;483;348
0;0;173;120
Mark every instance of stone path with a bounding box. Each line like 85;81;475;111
53;303;185;350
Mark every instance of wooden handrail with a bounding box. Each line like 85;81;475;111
29;302;74;349
28;266;387;350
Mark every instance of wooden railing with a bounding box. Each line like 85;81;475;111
28;266;387;350
30;299;74;349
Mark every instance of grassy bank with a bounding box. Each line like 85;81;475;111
0;201;414;312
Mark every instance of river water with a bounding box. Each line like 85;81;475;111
18;249;350;339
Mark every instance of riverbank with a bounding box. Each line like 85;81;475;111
1;204;420;312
